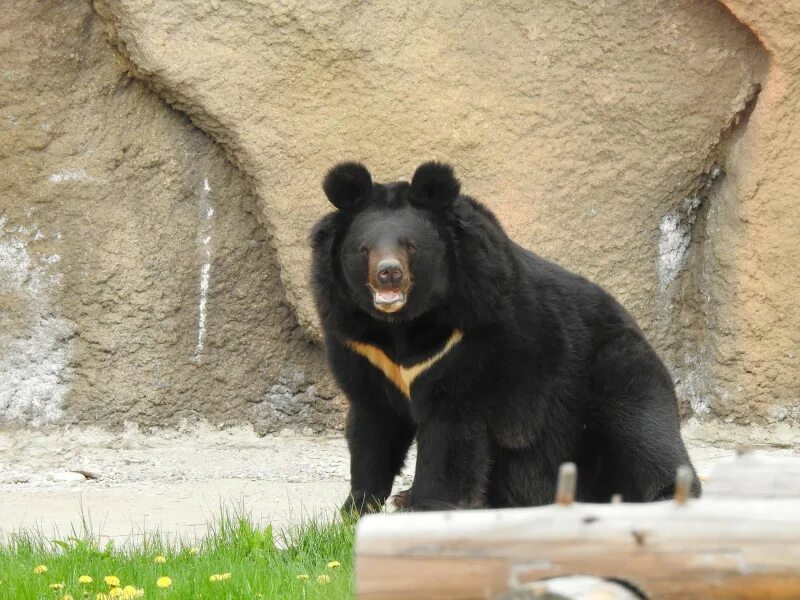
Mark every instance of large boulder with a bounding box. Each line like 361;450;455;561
0;1;339;431
699;0;800;424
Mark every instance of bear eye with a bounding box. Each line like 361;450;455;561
359;245;369;254
406;242;417;254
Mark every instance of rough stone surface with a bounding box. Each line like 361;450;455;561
94;0;764;342
0;0;796;430
91;0;780;423
0;1;340;431
698;0;800;424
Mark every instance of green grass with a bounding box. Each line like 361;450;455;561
0;511;356;599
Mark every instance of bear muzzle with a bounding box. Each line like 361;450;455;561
369;253;411;313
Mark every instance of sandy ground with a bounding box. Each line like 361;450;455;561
1;422;797;543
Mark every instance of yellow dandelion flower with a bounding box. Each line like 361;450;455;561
33;565;48;574
96;594;110;600
327;560;341;569
209;572;231;582
79;575;94;584
296;574;309;581
121;585;144;599
188;547;200;555
156;576;172;588
63;595;75;600
104;575;121;587
154;555;166;564
109;587;124;598
50;582;65;589
318;574;331;584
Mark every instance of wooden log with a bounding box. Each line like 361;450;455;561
705;453;800;499
356;498;800;600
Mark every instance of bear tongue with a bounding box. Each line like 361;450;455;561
374;290;403;305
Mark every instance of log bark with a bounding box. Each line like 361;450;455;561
356;499;800;600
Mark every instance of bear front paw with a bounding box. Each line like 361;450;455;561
390;488;412;510
341;492;384;516
399;493;487;512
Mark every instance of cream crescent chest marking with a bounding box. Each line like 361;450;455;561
345;329;463;400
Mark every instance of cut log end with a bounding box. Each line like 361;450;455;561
496;576;644;600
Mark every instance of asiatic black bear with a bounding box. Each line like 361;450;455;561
311;161;700;513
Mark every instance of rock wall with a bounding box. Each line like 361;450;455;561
0;1;340;432
702;0;800;424
0;0;797;431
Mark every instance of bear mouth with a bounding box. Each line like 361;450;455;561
372;289;406;313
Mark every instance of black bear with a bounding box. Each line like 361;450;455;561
311;161;701;513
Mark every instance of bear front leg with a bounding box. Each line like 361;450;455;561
407;419;490;511
342;401;415;516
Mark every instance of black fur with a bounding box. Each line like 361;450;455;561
312;161;701;513
322;162;373;213
409;161;461;211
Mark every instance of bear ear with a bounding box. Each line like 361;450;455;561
322;162;373;212
410;161;461;211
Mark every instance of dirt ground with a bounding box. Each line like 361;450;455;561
1;422;796;543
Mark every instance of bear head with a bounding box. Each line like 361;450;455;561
317;161;461;322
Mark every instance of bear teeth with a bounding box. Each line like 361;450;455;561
374;290;403;304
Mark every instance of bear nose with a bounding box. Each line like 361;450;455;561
376;260;403;287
